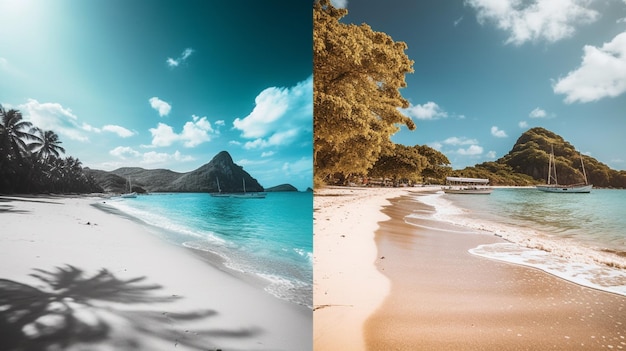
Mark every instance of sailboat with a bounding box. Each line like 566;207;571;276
536;146;592;193
210;177;231;197
120;176;137;198
229;178;267;199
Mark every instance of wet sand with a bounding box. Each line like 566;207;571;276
365;193;626;350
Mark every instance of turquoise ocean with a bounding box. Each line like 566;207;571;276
104;192;313;308
413;188;626;296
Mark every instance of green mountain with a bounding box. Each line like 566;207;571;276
453;127;626;188
86;151;265;193
265;184;298;192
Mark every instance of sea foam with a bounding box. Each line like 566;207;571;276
412;191;626;297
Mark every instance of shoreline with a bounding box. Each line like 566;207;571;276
313;186;429;350
365;192;626;350
423;188;626;295
0;195;311;351
91;200;277;299
97;192;314;309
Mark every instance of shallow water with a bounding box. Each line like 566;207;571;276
105;192;313;308
409;188;626;296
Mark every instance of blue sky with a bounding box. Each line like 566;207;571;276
0;0;312;190
337;0;626;171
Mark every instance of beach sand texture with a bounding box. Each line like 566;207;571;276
314;187;626;350
0;196;311;351
313;186;424;350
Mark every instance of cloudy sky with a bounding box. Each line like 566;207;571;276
0;0;312;190
340;0;626;170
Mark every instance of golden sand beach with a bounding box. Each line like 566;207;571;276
314;187;626;350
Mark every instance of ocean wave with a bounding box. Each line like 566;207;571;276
257;273;312;309
106;199;226;245
470;243;626;296
412;192;626;297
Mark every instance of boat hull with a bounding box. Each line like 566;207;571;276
442;187;492;195
536;184;592;193
209;193;231;197
229;192;267;199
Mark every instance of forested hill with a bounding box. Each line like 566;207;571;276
453;127;626;188
86;151;266;193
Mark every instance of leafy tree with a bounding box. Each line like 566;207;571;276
0;106;36;165
29;128;66;160
0;104;102;194
414;145;451;183
368;144;426;184
314;0;416;183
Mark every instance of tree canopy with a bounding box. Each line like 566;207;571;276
313;0;415;184
0;104;102;194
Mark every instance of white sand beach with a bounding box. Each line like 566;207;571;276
0;195;311;351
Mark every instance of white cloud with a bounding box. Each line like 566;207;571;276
110;146;194;165
19;99;89;142
166;48;194;68
180;115;213;147
281;157;313;177
147;116;215;148
491;126;508;138
149;97;172;117
215;120;225;126
486;150;497;159
109;146;140;159
401;101;448;120
236;158;269;166
147;123;179;147
141;150;194;165
429;141;443;150
466;0;599;45
233;75;312;149
435;136;484;156
330;0;348;8
553;31;626;103
454;16;464;27
443;136;479;146
261;151;275;157
102;125;135;138
457;144;484;155
519;120;529;128
529;107;547;118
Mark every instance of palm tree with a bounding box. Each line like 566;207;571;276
0;105;38;192
0;105;36;163
29;128;66;160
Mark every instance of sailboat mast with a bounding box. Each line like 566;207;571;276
242;178;246;193
580;152;588;185
547;149;552;185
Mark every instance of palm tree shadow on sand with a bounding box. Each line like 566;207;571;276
0;265;261;351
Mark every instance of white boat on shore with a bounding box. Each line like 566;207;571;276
442;177;492;194
120;177;137;198
536;146;592;193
